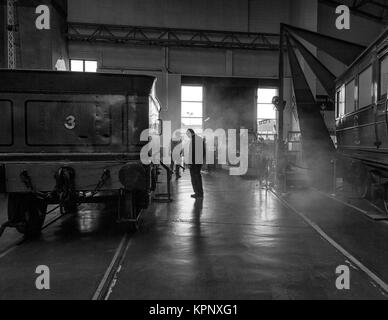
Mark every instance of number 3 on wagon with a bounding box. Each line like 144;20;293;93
65;115;76;130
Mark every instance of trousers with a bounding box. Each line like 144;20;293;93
189;165;203;196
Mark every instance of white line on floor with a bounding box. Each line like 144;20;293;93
92;233;132;300
269;189;388;294
104;237;133;301
0;243;21;259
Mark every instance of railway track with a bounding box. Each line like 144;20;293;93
0;202;137;300
312;188;388;221
269;187;388;295
92;232;133;300
1;185;388;299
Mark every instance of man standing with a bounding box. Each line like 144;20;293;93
186;129;204;199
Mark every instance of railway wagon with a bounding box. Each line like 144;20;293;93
335;27;388;205
0;69;160;236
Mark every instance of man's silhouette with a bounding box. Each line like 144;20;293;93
186;129;204;199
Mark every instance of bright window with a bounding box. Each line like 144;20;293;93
70;59;98;72
181;86;203;134
358;66;372;108
336;85;345;117
257;88;278;141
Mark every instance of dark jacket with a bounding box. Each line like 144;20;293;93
188;134;206;165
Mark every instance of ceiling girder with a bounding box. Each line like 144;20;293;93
66;23;280;51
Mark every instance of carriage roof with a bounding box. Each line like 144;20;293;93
336;26;388;87
0;69;156;96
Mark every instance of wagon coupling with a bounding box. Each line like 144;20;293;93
20;170;34;192
19;170;50;200
54;167;77;215
91;169;111;197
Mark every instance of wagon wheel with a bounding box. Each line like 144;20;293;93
61;200;78;215
354;174;370;199
119;190;140;231
132;191;149;231
351;164;371;199
383;200;388;216
8;194;47;238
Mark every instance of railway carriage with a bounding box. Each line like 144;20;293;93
0;69;161;236
335;27;388;204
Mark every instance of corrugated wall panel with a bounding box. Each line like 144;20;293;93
68;0;248;32
249;0;290;33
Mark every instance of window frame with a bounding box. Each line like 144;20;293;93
336;84;345;119
345;78;356;115
379;53;388;100
181;85;204;135
70;59;98;73
358;64;373;110
256;87;278;141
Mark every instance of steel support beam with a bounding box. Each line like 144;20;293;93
319;0;386;23
276;24;286;191
66;23;280;51
367;0;388;10
287;32;336;95
286;35;335;190
283;23;366;66
354;0;372;8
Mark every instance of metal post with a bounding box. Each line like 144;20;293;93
331;159;337;197
276;25;285;192
153;163;173;203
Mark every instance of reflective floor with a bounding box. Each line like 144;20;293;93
0;171;387;299
110;172;388;300
0;201;126;300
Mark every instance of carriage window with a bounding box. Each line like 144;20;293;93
359;66;372;108
345;80;355;114
149;86;161;136
380;55;388;98
337;85;345;118
336;91;339;118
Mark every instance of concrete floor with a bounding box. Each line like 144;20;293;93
0;172;387;299
109;172;387;300
0;200;126;300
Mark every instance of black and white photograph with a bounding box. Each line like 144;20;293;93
0;0;388;306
